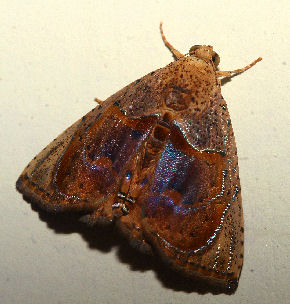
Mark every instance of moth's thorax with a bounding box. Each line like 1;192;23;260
108;55;219;119
161;56;218;113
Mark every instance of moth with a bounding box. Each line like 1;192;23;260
16;23;261;292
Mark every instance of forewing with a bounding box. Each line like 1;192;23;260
17;103;157;215
140;122;243;290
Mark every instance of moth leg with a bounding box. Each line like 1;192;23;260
216;57;262;77
93;97;103;104
160;22;183;60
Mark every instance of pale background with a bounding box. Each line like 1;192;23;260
1;1;289;303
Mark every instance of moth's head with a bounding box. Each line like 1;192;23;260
189;45;220;68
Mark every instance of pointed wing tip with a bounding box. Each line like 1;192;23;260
16;173;61;213
16;174;26;195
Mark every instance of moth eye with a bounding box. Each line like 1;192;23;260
212;51;220;67
189;45;201;54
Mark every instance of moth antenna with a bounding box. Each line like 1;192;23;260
216;57;262;78
160;22;183;60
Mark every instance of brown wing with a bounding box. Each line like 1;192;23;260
142;125;243;290
16;103;158;220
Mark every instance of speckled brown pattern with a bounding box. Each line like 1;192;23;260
16;24;261;293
